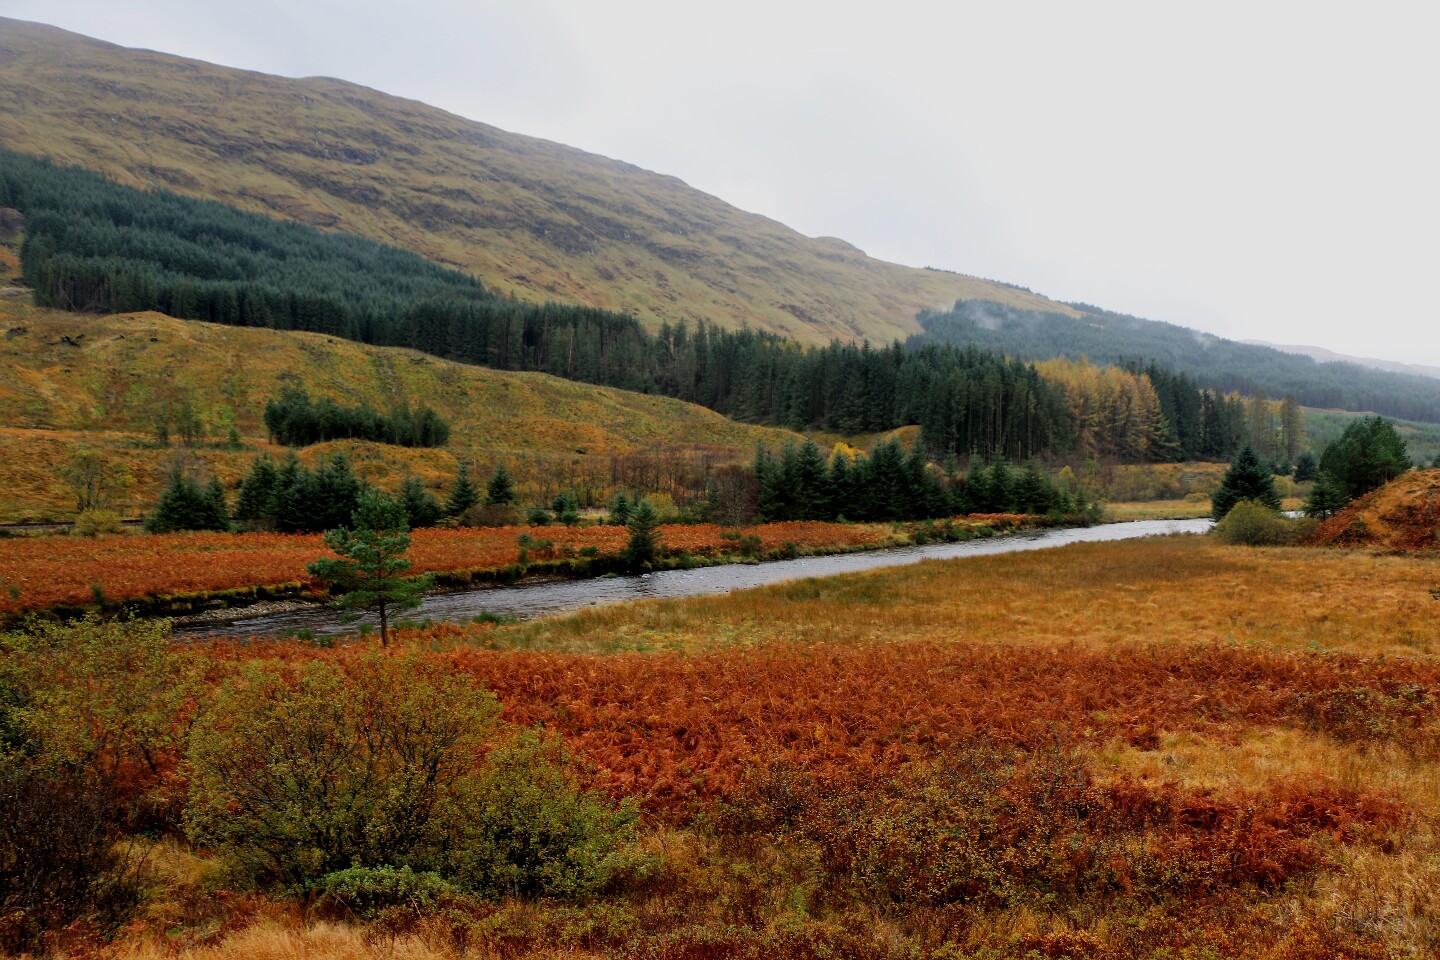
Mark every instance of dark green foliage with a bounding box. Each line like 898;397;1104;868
1212;446;1282;520
917;298;1440;425
622;499;662;570
445;462;480;518
1294;451;1319;482
1317;416;1411;500
144;468;229;533
307;490;433;646
606;491;633;526
398;476;443;529
551;492;581;525
485;462;518;506
263;386;449;448
1303;471;1350;520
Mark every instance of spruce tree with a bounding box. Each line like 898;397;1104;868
1317;416;1410;500
235;456;279;527
445;462;480;517
607;491;633;526
1303;471;1349;519
622;498;662;570
484;462;517;506
145;469;230;533
1212;445;1282;520
399;475;442;528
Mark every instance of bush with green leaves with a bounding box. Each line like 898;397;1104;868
184;656;641;899
445;732;645;900
312;866;455;920
1212;500;1311;546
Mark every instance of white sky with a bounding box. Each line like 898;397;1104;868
6;0;1440;364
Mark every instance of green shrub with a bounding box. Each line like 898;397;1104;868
445;732;647;900
1212;500;1311;546
185;655;499;887
313;865;454;919
185;658;643;900
73;508;124;537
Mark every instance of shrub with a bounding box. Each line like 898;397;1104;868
1212;500;1311;546
185;655;499;887
73;508;124;537
459;503;524;528
445;732;646;900
313;865;455;919
185;658;643;900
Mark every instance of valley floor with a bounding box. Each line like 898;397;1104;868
29;535;1440;959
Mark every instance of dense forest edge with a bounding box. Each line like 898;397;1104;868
913;299;1440;424
0;149;1345;468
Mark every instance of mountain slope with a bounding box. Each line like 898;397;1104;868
0;17;1071;345
913;299;1440;424
1242;340;1440;382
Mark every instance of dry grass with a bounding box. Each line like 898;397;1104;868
469;535;1440;659
1104;498;1214;521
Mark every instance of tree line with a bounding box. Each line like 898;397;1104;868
4;149;1313;466
262;386;450;448
914;299;1440;425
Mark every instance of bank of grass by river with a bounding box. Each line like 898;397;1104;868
0;513;1054;626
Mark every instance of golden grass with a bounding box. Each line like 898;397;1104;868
109;921;455;960
0;19;1076;345
473;535;1440;659
1103;498;1214;521
0;301;804;520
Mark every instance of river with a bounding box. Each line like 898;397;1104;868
177;518;1212;640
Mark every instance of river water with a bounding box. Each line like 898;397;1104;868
179;518;1212;640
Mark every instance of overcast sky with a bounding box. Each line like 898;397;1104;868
8;1;1440;364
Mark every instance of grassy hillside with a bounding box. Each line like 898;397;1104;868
0;297;802;521
0;17;1072;345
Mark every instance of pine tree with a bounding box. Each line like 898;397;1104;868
607;491;633;526
622;498;662;570
399;475;442;528
484;462;517;506
145;469;230;533
307;490;433;647
1211;445;1281;520
235;456;280;527
446;462;480;517
1317;416;1410;500
1303;471;1348;519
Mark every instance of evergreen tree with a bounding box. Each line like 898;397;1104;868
445;462;480;517
1303;471;1348;520
1293;451;1319;483
398;476;442;529
606;491;633;526
307;490;433;647
621;498;662;571
1211;445;1281;520
1317;416;1411;500
145;469;229;533
234;456;280;527
484;462;517;506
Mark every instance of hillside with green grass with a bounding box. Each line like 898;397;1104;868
0;17;1072;345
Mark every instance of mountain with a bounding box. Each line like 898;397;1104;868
913;299;1440;424
1242;340;1440;382
0;17;1070;345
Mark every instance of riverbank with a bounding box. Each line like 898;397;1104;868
1;514;1055;627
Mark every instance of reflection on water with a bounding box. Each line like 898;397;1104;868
179;519;1212;640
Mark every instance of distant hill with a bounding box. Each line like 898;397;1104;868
1242;340;1440;382
913;299;1440;424
0;17;1071;345
0;297;801;521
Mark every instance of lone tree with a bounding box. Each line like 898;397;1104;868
1318;416;1410;500
1211;445;1281;520
308;490;433;647
1303;471;1349;519
485;462;518;506
621;497;662;570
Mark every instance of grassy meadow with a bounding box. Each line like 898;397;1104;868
8;533;1434;959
